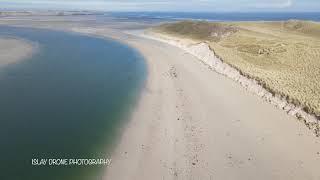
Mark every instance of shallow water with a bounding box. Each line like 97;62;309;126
0;26;146;180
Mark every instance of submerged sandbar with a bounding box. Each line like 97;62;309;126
0;36;36;67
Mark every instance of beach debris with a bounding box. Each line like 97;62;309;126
169;66;178;78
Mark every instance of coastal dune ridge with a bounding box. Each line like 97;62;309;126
132;20;320;136
0;36;37;67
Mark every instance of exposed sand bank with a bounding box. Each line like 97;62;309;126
0;37;36;67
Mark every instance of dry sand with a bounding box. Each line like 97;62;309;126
0;37;36;67
93;30;320;180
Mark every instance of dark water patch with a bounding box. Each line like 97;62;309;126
0;26;146;180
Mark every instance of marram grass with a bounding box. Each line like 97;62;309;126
154;20;320;117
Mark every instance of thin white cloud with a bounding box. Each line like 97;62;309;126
1;0;319;12
0;0;175;10
0;0;216;11
252;0;293;9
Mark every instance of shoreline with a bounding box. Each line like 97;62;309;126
128;30;320;137
66;26;320;179
0;25;148;180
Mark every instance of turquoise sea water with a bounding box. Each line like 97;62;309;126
0;26;146;180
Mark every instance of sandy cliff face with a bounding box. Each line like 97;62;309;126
134;30;319;136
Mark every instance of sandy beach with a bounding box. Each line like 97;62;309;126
0;37;36;67
0;17;319;179
99;29;320;180
149;21;320;132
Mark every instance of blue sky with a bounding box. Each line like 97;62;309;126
0;0;319;12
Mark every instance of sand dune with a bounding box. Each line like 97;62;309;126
152;21;320;135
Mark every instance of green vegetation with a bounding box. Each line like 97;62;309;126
154;21;238;42
154;20;320;116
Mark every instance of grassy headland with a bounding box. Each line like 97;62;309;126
153;20;320;117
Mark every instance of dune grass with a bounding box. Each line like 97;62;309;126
155;21;238;42
154;20;320;117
